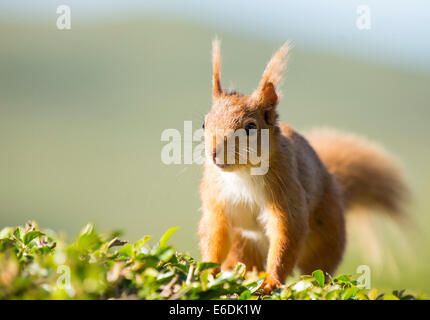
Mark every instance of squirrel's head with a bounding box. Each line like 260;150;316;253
203;39;289;174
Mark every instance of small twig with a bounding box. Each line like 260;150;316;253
160;275;179;298
186;263;195;286
169;287;190;300
108;237;129;248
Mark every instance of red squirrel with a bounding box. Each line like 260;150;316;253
198;39;409;293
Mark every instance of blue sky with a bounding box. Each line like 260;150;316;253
1;0;429;72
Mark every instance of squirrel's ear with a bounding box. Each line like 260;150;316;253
253;42;290;107
261;82;278;107
212;38;223;98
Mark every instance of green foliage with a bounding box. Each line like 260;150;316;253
0;222;422;300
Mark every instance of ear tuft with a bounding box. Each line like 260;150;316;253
212;38;223;98
253;42;290;106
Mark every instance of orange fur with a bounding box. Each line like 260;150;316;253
306;128;409;218
199;41;409;293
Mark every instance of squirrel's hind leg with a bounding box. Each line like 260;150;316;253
298;182;346;277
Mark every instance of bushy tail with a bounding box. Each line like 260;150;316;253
306;128;409;218
306;128;412;270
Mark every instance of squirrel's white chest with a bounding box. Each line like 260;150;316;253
217;170;268;232
217;170;270;263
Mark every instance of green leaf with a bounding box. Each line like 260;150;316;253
383;294;400;300
197;262;219;272
355;293;369;300
158;227;179;248
117;243;133;258
134;235;152;251
234;262;246;277
246;279;264;294
312;270;325;287
333;274;351;283
368;288;378;300
325;290;338;300
200;270;210;291
342;287;359;300
209;271;235;288
239;290;251;300
157;270;175;281
13;227;24;242
76;223;102;251
144;268;159;278
158;247;175;262
80;223;95;236
23;231;44;245
393;289;406;299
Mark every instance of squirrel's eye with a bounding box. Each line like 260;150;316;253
202;120;205;129
245;122;257;135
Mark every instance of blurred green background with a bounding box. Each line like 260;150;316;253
1;2;429;296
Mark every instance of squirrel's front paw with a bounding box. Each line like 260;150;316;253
210;267;221;277
261;277;282;294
